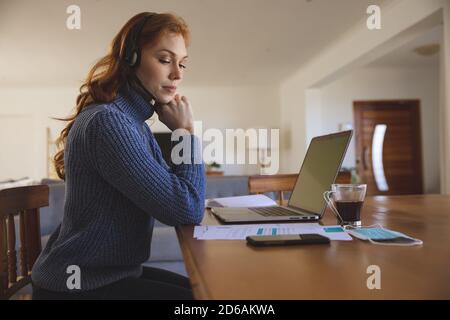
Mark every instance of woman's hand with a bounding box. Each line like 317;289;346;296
154;94;194;134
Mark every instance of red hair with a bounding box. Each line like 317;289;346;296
54;12;190;179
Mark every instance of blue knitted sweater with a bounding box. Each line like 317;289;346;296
31;90;205;292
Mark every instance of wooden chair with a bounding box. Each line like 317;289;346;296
335;171;352;184
0;185;49;300
248;172;352;206
248;174;298;206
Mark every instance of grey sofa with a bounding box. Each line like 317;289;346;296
39;176;254;277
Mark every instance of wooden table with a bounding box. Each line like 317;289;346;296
176;195;450;299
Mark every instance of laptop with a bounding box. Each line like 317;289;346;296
211;130;353;223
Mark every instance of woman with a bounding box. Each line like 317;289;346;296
31;12;205;300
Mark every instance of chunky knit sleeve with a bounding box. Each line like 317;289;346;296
86;109;205;226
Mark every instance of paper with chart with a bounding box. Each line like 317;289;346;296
193;223;352;241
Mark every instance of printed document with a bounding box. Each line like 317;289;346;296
193;223;352;241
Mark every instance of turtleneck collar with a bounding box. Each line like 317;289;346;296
114;88;155;123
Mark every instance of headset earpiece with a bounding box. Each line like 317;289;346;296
128;51;139;67
123;13;154;68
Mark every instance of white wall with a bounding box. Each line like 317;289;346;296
0;85;281;180
0;115;36;180
0;87;76;181
319;66;440;194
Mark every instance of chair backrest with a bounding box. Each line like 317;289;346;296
248;172;352;206
335;171;352;184
248;174;298;206
0;185;49;300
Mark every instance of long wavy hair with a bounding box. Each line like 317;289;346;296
54;12;190;180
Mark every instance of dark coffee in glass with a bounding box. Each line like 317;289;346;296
324;184;367;227
335;200;364;223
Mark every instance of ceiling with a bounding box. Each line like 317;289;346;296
0;0;391;87
367;24;442;69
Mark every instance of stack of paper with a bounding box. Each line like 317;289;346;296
193;223;352;241
205;194;277;208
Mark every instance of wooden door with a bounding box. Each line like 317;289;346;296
353;100;423;196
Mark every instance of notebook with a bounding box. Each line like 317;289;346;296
205;195;277;208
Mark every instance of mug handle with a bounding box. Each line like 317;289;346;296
323;191;344;224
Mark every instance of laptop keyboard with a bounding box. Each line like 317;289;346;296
249;206;304;217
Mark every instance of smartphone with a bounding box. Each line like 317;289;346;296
246;234;330;247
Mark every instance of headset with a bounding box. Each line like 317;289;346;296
123;12;157;68
123;13;158;106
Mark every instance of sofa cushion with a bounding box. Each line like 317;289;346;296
149;227;183;261
142;261;187;277
39;180;65;236
205;175;249;198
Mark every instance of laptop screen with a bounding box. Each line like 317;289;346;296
288;131;352;214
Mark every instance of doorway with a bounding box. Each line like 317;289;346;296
353;100;423;195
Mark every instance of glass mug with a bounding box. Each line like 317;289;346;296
323;184;367;227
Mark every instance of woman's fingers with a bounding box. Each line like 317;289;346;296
154;94;193;132
169;95;187;110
